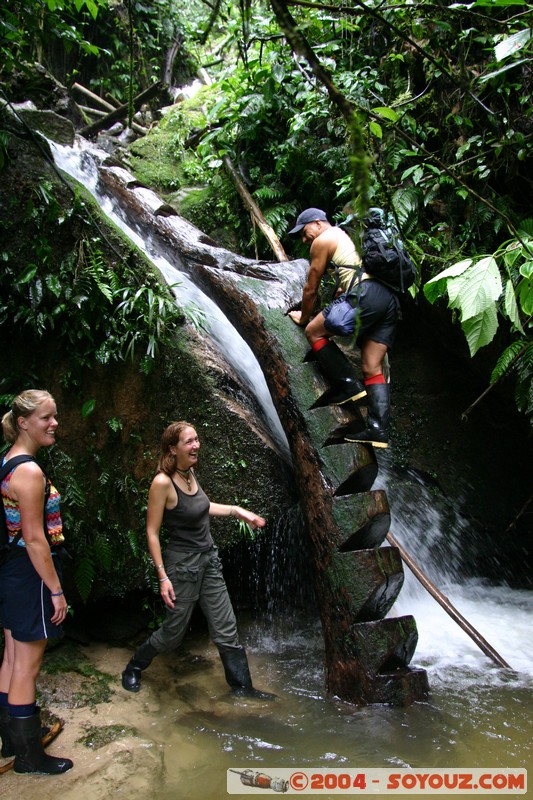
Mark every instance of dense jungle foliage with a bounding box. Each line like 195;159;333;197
1;0;531;421
0;0;531;601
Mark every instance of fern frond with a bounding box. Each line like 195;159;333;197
125;528;142;557
490;340;529;383
74;553;96;602
93;533;113;571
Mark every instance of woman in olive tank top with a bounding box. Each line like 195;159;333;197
121;421;275;699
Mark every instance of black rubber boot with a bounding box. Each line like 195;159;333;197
0;706;14;758
121;640;158;693
10;711;73;774
345;383;390;448
309;340;366;409
0;705;50;758
322;417;367;447
219;646;276;700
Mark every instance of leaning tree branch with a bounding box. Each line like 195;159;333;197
269;0;372;216
271;0;526;244
269;0;354;123
222;155;289;262
284;0;496;114
461;344;529;422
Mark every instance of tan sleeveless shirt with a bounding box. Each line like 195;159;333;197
331;229;370;292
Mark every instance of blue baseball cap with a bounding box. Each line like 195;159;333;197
288;208;328;236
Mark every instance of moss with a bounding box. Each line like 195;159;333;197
39;641;115;708
125;88;215;197
42;640;100;676
78;723;138;749
127;131;185;193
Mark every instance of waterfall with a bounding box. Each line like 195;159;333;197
50;139;291;459
372;455;532;683
50;138;532;688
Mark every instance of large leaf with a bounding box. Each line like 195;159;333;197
423;258;473;303
503;278;525;334
462;305;498;356
517;277;533;315
371;106;399;123
519;260;533;279
426;258;474;283
494;29;532;62
447;257;502;322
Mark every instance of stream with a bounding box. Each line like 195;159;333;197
35;137;533;799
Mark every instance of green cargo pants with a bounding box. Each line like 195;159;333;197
148;546;240;653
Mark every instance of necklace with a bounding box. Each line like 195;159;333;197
175;467;192;491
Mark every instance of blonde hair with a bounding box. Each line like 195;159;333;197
2;389;55;444
158;421;196;476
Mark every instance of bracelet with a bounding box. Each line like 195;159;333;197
155;564;164;570
51;590;64;597
159;577;170;583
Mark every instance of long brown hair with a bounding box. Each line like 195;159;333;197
1;389;54;445
158;421;196;476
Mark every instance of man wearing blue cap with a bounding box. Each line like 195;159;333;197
287;208;400;448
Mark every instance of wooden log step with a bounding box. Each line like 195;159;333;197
372;667;430;706
329;547;404;621
345;616;420;673
333;491;390;550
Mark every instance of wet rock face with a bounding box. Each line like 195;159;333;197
0;127;296;600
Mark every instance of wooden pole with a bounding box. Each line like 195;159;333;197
386;531;512;670
222;155;288;263
71;82;116;112
79;81;163;139
195;69;288;263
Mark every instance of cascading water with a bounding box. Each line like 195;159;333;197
50;139;291;459
40;136;531;799
372;456;532;682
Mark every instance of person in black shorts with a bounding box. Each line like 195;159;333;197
288;208;399;448
121;421;275;700
0;389;73;774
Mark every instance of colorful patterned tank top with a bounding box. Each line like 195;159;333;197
1;461;64;548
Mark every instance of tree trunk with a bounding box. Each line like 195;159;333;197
79;82;164;139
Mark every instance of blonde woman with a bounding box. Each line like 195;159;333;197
0;389;72;774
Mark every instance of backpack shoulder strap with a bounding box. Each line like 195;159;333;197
0;455;38;483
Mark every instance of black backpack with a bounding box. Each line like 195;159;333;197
361;208;417;294
0;455;50;566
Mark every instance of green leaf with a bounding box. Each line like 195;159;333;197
19;264;38;283
517;277;533;316
447;257;502;322
272;63;285;83
519;260;533;279
494;29;532;62
426;259;474;284
74;554;96;603
81;398;96;418
503;278;525;334
462;305;498;356
490;340;528;383
369;121;382;139
372;106;399;123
